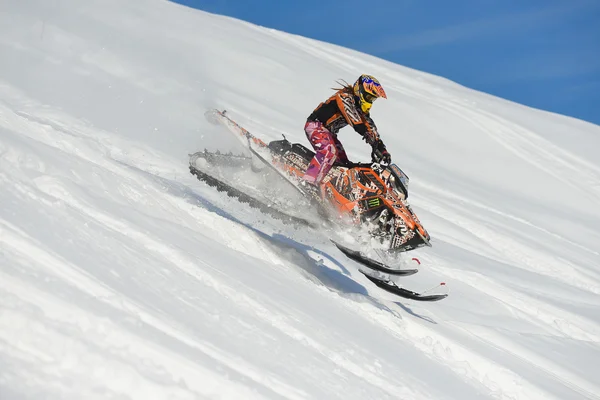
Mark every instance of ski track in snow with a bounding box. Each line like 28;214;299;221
2;1;600;399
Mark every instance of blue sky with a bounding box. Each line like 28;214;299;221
173;0;600;125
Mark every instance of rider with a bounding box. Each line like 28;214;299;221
301;74;390;198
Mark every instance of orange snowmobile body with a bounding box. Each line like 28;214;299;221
267;139;430;251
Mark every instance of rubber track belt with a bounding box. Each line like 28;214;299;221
189;165;316;228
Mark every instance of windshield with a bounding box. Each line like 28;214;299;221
387;164;410;199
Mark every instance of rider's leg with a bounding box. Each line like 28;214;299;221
332;133;349;165
302;121;338;185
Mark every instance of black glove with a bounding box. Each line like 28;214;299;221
371;140;391;164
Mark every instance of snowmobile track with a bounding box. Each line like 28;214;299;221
189;165;317;228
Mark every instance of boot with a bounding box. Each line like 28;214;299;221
299;180;323;204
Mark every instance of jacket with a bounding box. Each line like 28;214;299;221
307;88;381;146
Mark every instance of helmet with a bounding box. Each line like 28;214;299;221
353;74;387;113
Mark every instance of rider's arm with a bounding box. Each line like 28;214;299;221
334;92;382;145
352;115;381;146
353;115;391;164
334;91;362;127
329;90;391;163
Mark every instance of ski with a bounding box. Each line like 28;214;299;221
332;240;418;276
189;162;316;228
360;271;448;302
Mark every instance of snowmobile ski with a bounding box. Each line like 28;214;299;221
189;162;316;228
360;271;448;302
332;240;418;276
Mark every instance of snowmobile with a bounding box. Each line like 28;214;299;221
189;109;447;302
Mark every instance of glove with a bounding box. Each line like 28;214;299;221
371;140;391;164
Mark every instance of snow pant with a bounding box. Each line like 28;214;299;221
303;121;349;184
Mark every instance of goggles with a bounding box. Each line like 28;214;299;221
363;92;378;103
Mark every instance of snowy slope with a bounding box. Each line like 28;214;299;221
2;0;600;399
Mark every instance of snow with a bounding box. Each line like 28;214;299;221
1;0;600;399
